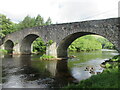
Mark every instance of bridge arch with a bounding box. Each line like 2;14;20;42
20;34;39;54
4;40;14;53
57;32;118;58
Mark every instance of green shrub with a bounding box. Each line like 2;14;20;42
40;54;54;59
111;55;120;61
105;63;111;68
32;38;53;53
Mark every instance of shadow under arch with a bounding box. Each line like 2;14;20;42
4;40;14;54
57;32;119;58
20;34;39;54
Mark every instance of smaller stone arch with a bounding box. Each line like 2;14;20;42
20;34;39;54
4;40;14;54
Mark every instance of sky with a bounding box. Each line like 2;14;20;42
0;0;119;24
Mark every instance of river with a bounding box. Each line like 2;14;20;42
0;49;119;89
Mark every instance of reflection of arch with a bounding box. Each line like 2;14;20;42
20;34;39;54
57;32;117;58
55;60;77;85
4;40;14;53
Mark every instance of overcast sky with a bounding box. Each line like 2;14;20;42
0;0;119;23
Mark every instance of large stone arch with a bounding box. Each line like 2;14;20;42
57;31;119;58
4;40;14;53
20;34;39;54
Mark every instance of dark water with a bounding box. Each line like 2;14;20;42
0;49;119;88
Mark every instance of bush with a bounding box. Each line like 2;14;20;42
40;54;54;60
32;38;53;53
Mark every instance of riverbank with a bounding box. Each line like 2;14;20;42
63;55;120;88
0;49;8;54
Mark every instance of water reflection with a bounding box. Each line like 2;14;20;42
2;54;75;88
68;49;118;81
51;60;77;88
2;49;119;88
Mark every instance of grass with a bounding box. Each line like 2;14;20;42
64;70;119;89
63;55;120;89
0;49;8;54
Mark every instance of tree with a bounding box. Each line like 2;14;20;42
69;35;115;52
69;35;102;51
0;14;17;37
45;17;52;25
96;37;114;49
35;15;44;26
17;15;52;30
18;15;35;29
32;38;46;53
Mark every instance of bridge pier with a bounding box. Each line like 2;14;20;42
46;42;57;58
13;43;21;54
0;44;4;50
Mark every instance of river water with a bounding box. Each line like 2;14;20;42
0;49;119;89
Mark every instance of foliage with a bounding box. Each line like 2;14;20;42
96;36;115;49
17;15;52;30
45;17;52;25
110;55;120;61
35;15;44;26
40;54;54;60
0;14;18;37
69;35;102;51
103;55;120;73
32;38;53;53
46;40;53;46
32;38;46;53
105;63;111;68
18;15;36;29
69;35;115;52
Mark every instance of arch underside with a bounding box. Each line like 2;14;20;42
20;34;39;54
4;40;14;53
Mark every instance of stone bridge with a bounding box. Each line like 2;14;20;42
0;18;120;58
